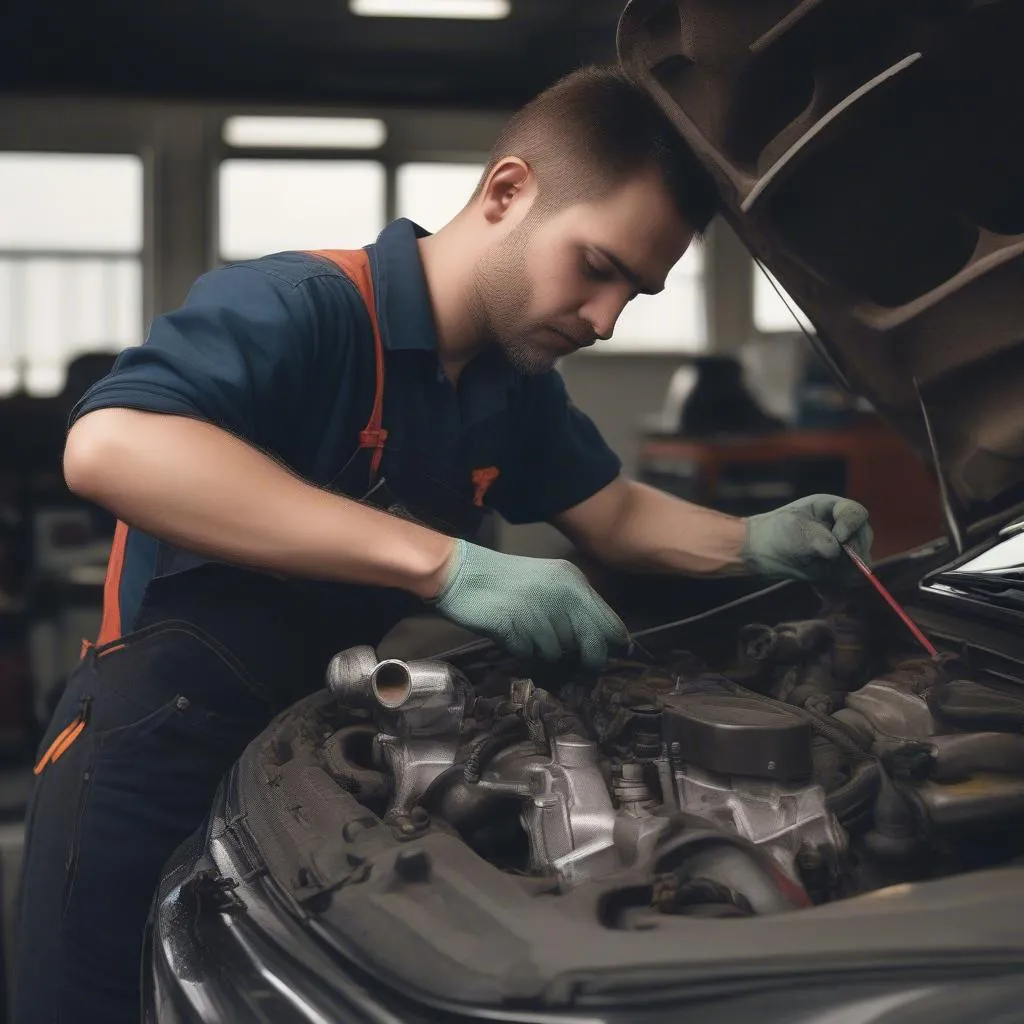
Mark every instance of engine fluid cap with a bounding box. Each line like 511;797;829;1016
660;694;813;782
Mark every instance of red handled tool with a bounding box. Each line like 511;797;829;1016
842;544;938;659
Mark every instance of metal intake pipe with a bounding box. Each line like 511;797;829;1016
327;645;379;706
372;660;414;708
370;658;463;736
325;646;467;817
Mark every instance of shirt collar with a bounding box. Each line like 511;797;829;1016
366;217;522;394
366;218;438;353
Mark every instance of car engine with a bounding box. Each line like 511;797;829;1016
320;600;1024;917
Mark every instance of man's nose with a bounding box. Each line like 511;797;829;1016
581;291;630;342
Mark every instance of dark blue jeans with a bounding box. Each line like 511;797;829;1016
13;620;276;1023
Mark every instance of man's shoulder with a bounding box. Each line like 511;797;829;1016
192;251;373;338
220;250;362;291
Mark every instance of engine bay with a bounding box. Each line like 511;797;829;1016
265;587;1024;923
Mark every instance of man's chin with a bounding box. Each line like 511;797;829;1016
502;340;562;375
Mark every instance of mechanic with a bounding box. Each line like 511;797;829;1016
15;64;872;1023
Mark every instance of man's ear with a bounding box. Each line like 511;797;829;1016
478;157;535;225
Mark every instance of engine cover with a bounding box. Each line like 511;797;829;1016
660;692;813;782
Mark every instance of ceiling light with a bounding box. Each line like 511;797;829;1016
349;0;510;19
222;116;387;149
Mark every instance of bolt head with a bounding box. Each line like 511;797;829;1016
394;849;432;882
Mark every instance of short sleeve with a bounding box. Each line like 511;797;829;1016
491;370;621;524
69;256;354;457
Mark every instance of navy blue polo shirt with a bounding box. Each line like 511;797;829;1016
71;218;621;634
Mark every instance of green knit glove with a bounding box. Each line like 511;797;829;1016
742;495;873;583
431;539;629;668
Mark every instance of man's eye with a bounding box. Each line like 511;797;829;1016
582;256;613;281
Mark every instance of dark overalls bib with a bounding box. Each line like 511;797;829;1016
14;247;490;1024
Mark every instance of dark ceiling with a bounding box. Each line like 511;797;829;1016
1;0;626;109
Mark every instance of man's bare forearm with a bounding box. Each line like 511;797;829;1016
63;408;455;599
557;478;748;576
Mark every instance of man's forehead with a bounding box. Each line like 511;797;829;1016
582;218;693;289
583;184;690;243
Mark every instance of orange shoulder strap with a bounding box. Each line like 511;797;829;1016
94;518;129;648
93;249;386;653
309;247;388;480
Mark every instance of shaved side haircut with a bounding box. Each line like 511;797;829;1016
473;63;719;234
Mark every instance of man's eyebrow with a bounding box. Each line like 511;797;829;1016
594;247;663;296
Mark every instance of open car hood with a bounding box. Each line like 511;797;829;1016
617;0;1024;534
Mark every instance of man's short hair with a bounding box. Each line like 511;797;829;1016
473;63;718;235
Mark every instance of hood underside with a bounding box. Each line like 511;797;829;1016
617;0;1024;531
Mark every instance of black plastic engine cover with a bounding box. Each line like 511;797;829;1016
661;694;813;783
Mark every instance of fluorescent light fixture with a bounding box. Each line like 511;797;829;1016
222;116;387;150
349;0;510;19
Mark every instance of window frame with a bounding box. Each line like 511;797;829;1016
216;156;390;263
0;143;152;396
394;159;487;232
213;110;494;266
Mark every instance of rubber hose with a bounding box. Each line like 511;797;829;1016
825;755;882;833
739;624;779;663
527;692;589;745
802;710;882;832
799;704;872;755
463;716;530;783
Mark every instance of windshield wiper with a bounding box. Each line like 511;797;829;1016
934;572;1024;609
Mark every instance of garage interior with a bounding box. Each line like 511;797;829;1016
0;0;950;1018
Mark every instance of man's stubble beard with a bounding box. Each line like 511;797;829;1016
468;222;559;376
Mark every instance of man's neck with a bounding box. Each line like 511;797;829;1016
417;227;490;384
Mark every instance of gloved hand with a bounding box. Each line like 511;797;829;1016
430;539;629;668
742;495;873;583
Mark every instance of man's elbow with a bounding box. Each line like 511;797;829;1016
63;410;124;500
552;476;632;553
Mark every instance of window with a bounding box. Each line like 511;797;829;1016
599;244;705;353
753;262;813;334
396;162;484;231
222;116;387;150
218;159;386;262
0;152;143;396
